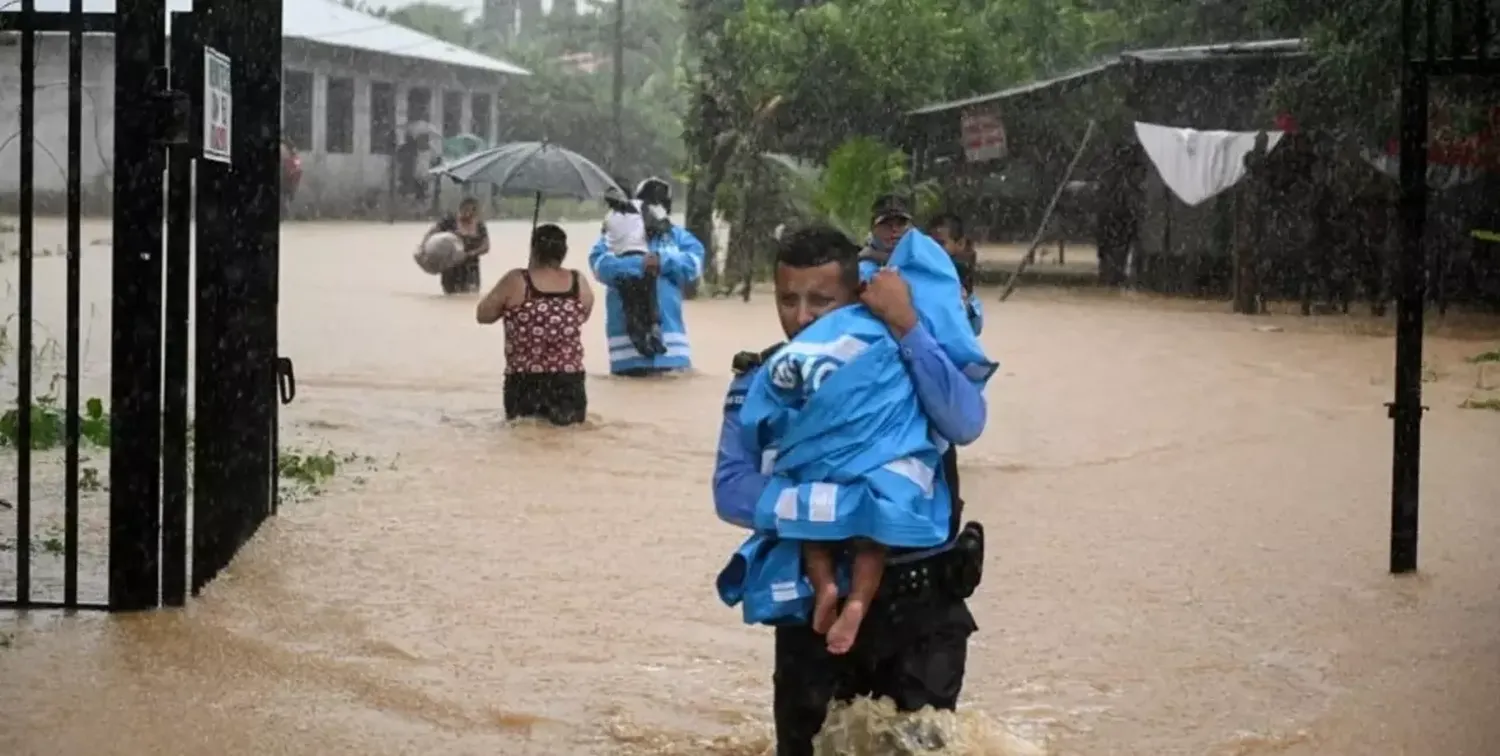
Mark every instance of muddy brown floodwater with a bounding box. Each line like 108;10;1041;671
2;218;1500;756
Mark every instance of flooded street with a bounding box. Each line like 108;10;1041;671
3;218;1500;755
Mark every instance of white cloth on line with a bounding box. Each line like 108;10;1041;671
1134;122;1285;206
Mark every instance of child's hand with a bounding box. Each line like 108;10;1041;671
643;252;661;274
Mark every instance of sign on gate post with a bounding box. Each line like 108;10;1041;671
203;46;232;164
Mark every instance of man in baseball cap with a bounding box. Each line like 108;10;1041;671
859;193;914;266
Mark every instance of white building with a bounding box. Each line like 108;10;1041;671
1;0;529;217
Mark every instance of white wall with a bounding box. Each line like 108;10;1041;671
0;34;117;213
0;33;509;217
283;39;505;217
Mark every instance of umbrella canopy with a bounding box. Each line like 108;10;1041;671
442;133;489;160
431;141;619;200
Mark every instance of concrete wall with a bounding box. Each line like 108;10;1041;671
0;33;117;215
0;33;510;218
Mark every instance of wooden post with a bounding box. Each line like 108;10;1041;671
1233;131;1269;314
999;119;1096;302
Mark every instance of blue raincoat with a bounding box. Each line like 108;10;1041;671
716;230;996;625
588;225;704;373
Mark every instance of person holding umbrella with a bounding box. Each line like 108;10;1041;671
587;178;706;376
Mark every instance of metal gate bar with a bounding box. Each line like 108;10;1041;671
0;2;109;612
109;0;168;611
10;0;38;608
63;0;84;608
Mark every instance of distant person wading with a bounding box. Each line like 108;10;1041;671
587;178;706;376
475;224;595;426
425;197;490;295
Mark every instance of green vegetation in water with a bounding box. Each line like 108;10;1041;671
77;466;102;492
278;449;381;504
0;524;66;556
1459;395;1500;412
0;396;110;450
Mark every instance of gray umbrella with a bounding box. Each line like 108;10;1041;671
431;141;620;226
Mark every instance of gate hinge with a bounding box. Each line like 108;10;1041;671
150;66;191;146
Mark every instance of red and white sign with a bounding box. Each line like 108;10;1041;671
203;46;232;165
961;107;1007;163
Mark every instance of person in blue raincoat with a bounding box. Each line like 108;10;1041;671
713;224;990;756
587;178;705;376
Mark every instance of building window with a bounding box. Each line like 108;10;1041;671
442;90;464;137
324;77;355;154
370;81;396;155
282;69;313;151
471;93;493;143
406;87;431;125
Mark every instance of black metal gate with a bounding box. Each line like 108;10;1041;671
1389;0;1497;573
3;0;288;612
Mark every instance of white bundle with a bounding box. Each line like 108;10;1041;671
413;232;467;275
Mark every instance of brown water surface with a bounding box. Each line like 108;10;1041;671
2;219;1499;755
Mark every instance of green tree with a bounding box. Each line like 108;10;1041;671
681;0;1151;282
366;0;688;182
1253;0;1498;142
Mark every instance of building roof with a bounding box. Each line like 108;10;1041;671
7;0;530;76
908;60;1118;115
1121;37;1306;64
908;38;1305;116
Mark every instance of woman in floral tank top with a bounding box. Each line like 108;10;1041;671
476;224;595;425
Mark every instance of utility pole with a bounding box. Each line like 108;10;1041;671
612;0;625;171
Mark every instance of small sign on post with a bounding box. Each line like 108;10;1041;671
202;46;232;164
960;107;1007;163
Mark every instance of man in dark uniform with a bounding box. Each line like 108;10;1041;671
712;225;990;755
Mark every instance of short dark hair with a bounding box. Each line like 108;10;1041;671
775;225;861;287
925;212;964;240
531;223;568;265
459;197;480;211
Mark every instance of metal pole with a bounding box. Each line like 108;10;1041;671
612;0;625;170
1389;0;1428;574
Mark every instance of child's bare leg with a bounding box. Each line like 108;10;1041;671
826;541;885;655
802;542;840;635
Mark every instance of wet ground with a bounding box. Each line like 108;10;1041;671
2;218;1499;755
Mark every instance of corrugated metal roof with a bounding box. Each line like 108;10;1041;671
908;38;1307;117
1122;38;1306;63
6;0;530;75
907;60;1118;115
